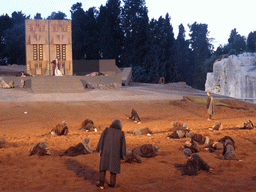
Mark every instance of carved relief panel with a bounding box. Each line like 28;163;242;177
25;20;73;76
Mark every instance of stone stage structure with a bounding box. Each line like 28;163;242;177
0;20;132;93
0;19;132;93
0;59;126;93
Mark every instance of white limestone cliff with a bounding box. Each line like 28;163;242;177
205;52;256;100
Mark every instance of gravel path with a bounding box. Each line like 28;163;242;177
0;82;230;102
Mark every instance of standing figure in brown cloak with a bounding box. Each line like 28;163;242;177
206;91;214;120
96;119;126;189
174;148;212;176
29;141;51;156
127;108;141;124
132;144;159;158
59;137;93;157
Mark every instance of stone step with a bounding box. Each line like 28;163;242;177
31;77;85;93
121;67;132;86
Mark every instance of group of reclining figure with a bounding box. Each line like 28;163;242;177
0;79;25;89
28;108;160;165
1;108;253;178
171;119;253;176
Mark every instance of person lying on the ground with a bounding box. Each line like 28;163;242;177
167;129;187;139
174;148;213;176
171;121;189;131
187;132;210;145
223;139;241;161
127;108;141;124
43;121;69;136
204;141;224;152
59;137;93;157
182;140;200;153
85;72;105;76
127;127;153;135
124;148;142;163
0;138;6;148
167;122;191;139
132;144;159;158
1;80;14;89
79;118;97;132
235;119;254;129
208;121;222;131
29;141;51;156
204;136;235;152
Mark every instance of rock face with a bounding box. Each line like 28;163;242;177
205;52;256;99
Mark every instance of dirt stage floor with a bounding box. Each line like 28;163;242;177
1;96;256;191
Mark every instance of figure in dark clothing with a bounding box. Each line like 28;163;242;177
175;148;211;176
206;91;214;120
96;119;126;189
127;108;141;124
43;121;69;136
187;132;210;145
79;118;97;132
218;136;235;147
183;140;200;153
204;141;224;152
133;144;159;158
223;139;241;161
167;129;187;139
29;142;51;156
124;148;142;163
167;122;190;139
127;127;153;135
59;137;93;157
235;119;254;129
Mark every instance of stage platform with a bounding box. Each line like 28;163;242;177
1;74;122;93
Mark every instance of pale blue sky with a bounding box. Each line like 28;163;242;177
1;0;255;49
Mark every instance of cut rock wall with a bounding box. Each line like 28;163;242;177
205;52;256;100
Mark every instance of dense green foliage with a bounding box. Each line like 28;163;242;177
0;1;255;90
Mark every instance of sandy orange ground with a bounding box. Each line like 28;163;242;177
1;98;256;192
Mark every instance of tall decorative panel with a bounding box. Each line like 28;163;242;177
25;20;73;76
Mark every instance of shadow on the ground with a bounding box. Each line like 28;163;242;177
65;158;99;185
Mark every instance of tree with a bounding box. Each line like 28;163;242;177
34;13;42;19
0;14;13;64
225;28;246;55
140;14;175;83
188;22;213;89
71;2;87;59
71;4;100;60
97;0;123;64
47;11;67;20
2;11;29;65
121;0;149;67
247;31;256;52
174;24;191;83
